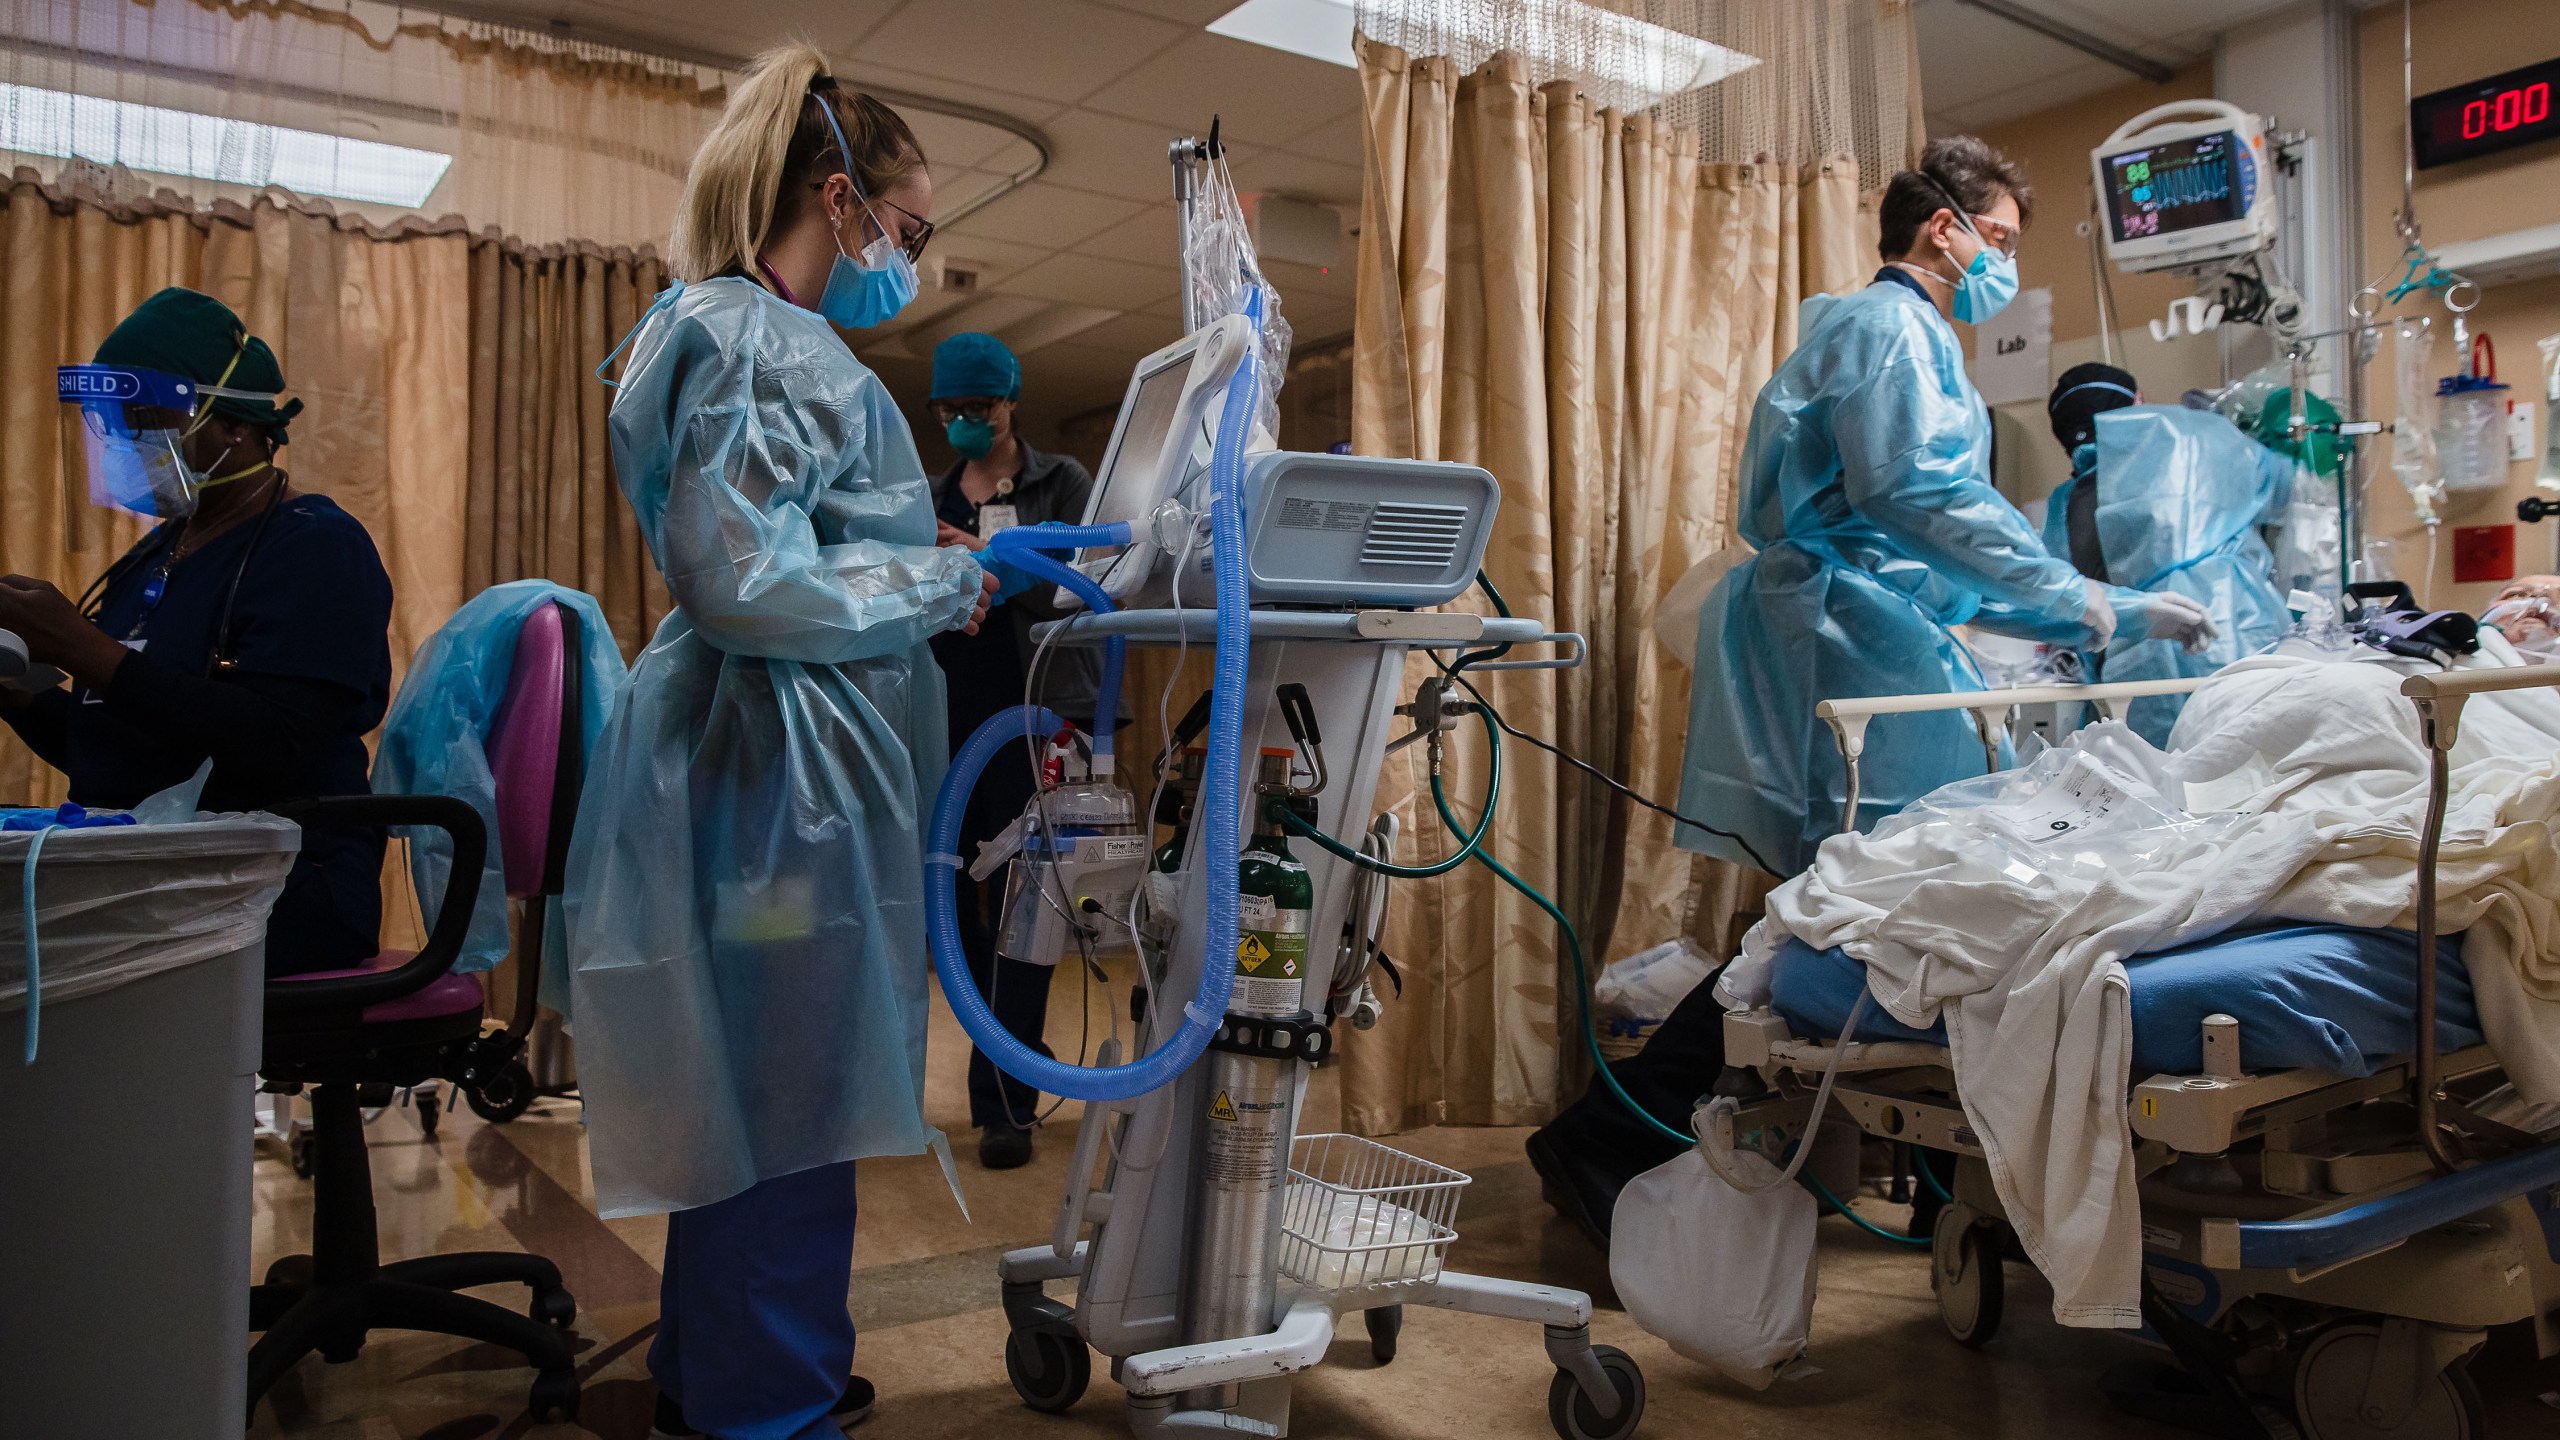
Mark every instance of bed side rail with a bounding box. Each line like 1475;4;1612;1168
1813;677;2210;839
2402;662;2560;1173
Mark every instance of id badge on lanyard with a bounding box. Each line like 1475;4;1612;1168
978;503;1019;538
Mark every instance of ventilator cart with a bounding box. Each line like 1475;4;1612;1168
989;604;1638;1440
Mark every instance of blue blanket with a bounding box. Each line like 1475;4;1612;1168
1768;924;2481;1078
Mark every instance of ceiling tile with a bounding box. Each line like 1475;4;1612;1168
1079;32;1361;150
901;110;1018;172
1074;309;1186;357
1228;149;1361;206
948;184;1146;249
927;234;1054;284
1005;251;1183;310
1282;107;1366;169
1038;108;1203;202
1285;295;1354;342
1264;255;1351;300
831;55;1071;128
1141;292;1190;320
855;0;1185;105
1073;202;1185;265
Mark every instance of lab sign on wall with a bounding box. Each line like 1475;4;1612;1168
1972;286;2054;407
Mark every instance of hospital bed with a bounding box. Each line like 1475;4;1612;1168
1713;667;2560;1440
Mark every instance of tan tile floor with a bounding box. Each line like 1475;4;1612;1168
246;972;2560;1439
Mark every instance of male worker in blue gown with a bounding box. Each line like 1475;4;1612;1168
1671;136;2216;881
2040;363;2295;745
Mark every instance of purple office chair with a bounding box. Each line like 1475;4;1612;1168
451;598;587;1124
248;601;590;1425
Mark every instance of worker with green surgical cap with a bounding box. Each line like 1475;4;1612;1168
924;330;1112;1170
1;286;394;975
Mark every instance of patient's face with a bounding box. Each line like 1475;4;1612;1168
2489;575;2560;645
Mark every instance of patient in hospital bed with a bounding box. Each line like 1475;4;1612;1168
1716;629;2560;1328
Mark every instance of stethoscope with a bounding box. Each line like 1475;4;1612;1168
75;471;290;678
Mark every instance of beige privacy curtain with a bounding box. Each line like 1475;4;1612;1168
1343;35;1882;1133
0;176;472;807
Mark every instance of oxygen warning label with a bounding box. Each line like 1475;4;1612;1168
1235;894;1309;1014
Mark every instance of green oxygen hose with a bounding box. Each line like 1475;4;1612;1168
1271;703;1501;880
1424;730;1931;1250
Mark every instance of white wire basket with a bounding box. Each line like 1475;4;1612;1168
1277;1133;1468;1296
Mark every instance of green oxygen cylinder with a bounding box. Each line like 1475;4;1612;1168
1235;747;1315;1018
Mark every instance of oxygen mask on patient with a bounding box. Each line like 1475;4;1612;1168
2483;588;2560;662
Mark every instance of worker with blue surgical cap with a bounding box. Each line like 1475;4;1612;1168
923;330;1111;1172
1674;137;2215;877
2042;363;2294;744
565;42;995;1440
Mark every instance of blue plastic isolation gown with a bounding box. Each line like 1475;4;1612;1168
2040;405;2294;746
371;580;627;981
1675;279;2124;877
563;278;986;1219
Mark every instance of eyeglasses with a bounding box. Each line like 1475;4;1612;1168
875;198;935;264
1965;212;2020;258
929;398;1003;424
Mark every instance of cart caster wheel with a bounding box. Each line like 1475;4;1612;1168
2292;1323;2482;1440
527;1370;580;1424
468;1061;536;1124
530;1286;577;1331
1365;1304;1403;1364
289;1130;316;1180
263;1254;315;1288
1932;1208;2004;1349
416;1091;440;1138
1005;1323;1090;1414
1547;1344;1644;1440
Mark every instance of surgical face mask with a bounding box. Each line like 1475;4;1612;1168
816;211;918;330
946;413;997;459
1950;234;2019;324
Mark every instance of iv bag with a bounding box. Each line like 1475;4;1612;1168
2393;318;2445;523
2538;333;2560;494
2269;462;2342;601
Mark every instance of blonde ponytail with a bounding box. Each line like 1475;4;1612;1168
669;41;926;284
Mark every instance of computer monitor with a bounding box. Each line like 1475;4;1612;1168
1069;314;1253;604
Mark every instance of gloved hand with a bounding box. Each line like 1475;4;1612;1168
2080;578;2119;653
981;554;1038;605
2133;591;2218;654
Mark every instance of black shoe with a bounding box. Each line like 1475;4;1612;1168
979;1124;1034;1170
1524;1128;1616;1252
833;1375;876;1428
650;1391;701;1439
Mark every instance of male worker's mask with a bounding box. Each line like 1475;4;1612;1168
1918;174;2021;325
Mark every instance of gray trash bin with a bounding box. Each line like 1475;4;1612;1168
0;814;299;1440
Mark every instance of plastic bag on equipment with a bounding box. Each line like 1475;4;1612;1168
1650;544;1748;667
1610;1147;1814;1390
1592;938;1715;1059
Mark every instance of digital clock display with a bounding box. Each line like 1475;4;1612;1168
2413;56;2560;169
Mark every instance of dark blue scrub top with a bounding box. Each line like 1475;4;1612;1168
74;494;394;972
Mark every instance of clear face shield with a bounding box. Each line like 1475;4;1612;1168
56;361;277;519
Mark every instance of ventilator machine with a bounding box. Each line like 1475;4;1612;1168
923;134;1642;1439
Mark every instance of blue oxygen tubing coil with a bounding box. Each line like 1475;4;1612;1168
924;324;1260;1102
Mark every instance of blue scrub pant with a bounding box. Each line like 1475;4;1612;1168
651;1160;859;1440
